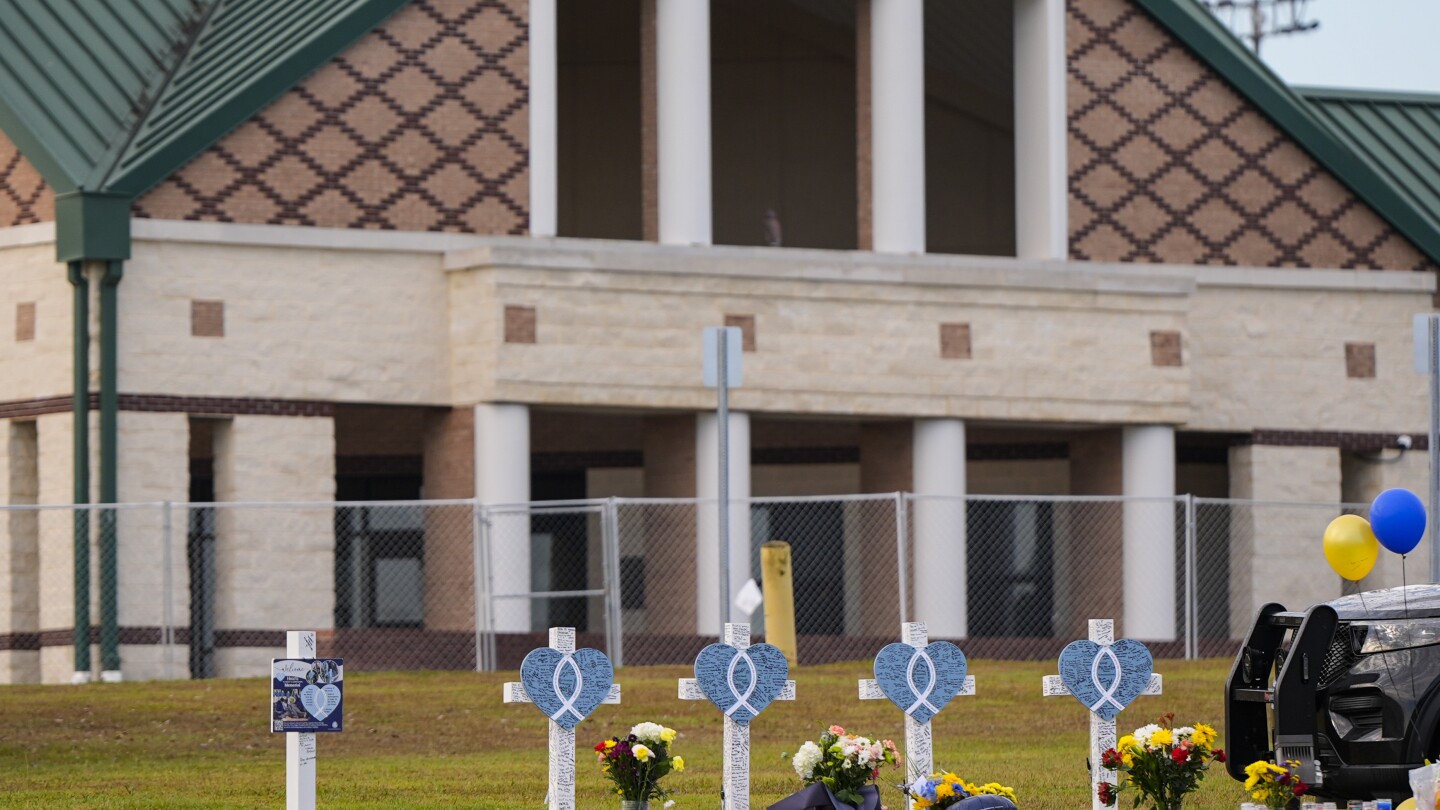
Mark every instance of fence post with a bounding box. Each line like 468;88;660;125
162;501;174;680
603;498;624;668
472;501;492;672
895;492;909;625
1184;494;1196;660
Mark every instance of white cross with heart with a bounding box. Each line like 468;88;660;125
858;621;975;809
1042;619;1163;810
504;627;622;810
679;623;796;810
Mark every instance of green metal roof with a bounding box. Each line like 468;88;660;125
0;0;408;247
1299;87;1440;243
0;0;203;195
1136;0;1440;268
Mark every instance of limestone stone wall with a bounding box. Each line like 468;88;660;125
114;412;190;681
0;243;72;403
1228;444;1343;632
122;240;449;403
0;420;39;682
35;412;82;683
1189;280;1431;433
447;252;1193;425
213;415;335;678
1343;450;1431;592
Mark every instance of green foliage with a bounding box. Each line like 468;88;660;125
0;659;1248;809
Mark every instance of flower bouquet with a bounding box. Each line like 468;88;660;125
1097;716;1226;810
595;722;684;809
1244;759;1309;810
901;770;1019;809
773;725;900;810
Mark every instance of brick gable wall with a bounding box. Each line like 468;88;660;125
0;131;53;226
133;0;530;234
1068;0;1433;271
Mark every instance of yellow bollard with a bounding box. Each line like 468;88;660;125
761;541;798;667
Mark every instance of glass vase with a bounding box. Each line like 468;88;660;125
620;801;650;810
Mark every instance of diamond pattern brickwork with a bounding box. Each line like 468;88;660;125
1068;0;1433;271
134;0;530;234
0;130;54;226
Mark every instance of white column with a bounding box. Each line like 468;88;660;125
529;0;558;237
912;419;966;637
1122;425;1175;640
476;403;531;632
695;411;750;634
656;0;711;245
1014;0;1068;260
871;0;926;254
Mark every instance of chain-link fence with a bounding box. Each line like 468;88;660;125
0;495;1406;682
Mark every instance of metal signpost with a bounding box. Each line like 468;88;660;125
1413;314;1440;583
703;326;744;630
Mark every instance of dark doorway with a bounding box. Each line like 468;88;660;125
187;468;215;679
756;501;845;635
966;501;1054;637
532;471;590;631
335;474;424;629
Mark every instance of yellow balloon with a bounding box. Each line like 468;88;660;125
1397;799;1416;810
1323;514;1380;581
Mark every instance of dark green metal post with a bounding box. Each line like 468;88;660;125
67;261;91;677
99;260;123;675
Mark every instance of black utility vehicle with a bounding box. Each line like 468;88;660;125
1226;585;1440;800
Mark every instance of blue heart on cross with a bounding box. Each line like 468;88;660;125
1057;638;1153;721
872;641;968;724
693;642;789;725
519;646;614;730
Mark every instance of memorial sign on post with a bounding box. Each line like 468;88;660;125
271;631;343;810
859;621;974;807
1042;619;1162;810
680;623;794;810
504;627;621;810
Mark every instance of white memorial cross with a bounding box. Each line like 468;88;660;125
679;623;796;810
858;621;975;808
286;630;317;810
1042;619;1162;810
504;627;622;810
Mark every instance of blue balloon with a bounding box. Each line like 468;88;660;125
1370;488;1426;555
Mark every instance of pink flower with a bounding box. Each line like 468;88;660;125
883;740;897;753
829;725;846;736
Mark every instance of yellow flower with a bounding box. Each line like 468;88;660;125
604;740;617;750
1150;729;1174;747
633;744;653;762
936;782;955;799
1117;735;1139;752
1192;724;1217;747
673;756;685;772
661;727;677;743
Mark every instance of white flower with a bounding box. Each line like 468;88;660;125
631;722;667;744
1132;723;1161;747
664;803;675;809
793;741;823;780
1174;726;1196;740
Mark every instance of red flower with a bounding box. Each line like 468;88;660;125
1293;780;1309;797
595;742;607;752
1171;747;1190;764
1098;781;1117;807
1101;748;1124;769
1213;748;1227;763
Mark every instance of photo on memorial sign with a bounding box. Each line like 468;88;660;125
271;658;345;733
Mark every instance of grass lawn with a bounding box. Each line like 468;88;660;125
0;658;1248;809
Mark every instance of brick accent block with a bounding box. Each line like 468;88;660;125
724;314;756;351
1345;342;1376;378
1150;330;1182;367
940;323;971;359
504;304;536;343
14;302;35;342
191;300;225;337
